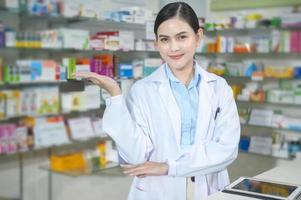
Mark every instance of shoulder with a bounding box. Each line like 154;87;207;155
129;77;158;97
130;65;166;92
200;68;231;96
199;66;229;88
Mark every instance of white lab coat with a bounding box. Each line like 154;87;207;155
103;62;241;200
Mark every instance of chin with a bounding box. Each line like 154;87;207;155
166;59;190;71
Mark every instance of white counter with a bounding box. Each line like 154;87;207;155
208;159;301;200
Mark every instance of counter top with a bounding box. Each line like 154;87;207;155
208;159;301;200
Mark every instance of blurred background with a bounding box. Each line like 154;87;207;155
0;0;301;199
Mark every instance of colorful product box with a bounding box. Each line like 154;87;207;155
119;64;133;78
143;58;162;77
59;29;89;50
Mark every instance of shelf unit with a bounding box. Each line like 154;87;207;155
236;100;301;108
224;76;300;83
1;6;301;200
205;26;301;35
203;22;301;161
241;124;301;134
3;46;301;58
39;161;119;177
239;150;293;160
0;8;145;200
198;52;301;59
0;8;146;30
0;47;160;57
0;133;112;200
0;197;19;200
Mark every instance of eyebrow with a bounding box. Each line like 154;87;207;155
158;31;188;38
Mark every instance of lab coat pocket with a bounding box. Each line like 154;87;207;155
206;113;216;140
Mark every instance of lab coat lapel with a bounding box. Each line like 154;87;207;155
158;82;182;150
195;73;214;142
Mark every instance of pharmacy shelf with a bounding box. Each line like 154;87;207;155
39;162;120;177
0;9;146;31
0;47;159;56
0;79;90;92
0;134;111;161
0;80;67;88
0;106;104;122
241;124;301;134
4;46;301;59
198;52;301;59
223;75;297;82
236;100;301;108
0;197;19;200
205;26;301;35
239;150;292;160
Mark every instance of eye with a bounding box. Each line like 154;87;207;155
160;37;168;43
178;35;187;40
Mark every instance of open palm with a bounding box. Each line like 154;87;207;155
74;72;121;96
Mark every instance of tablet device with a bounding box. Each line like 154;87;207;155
223;177;301;200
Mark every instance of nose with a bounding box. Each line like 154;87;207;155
170;40;180;52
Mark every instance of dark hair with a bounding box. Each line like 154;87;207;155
154;2;200;37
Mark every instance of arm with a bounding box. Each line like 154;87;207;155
168;83;240;177
74;72;153;165
103;84;154;165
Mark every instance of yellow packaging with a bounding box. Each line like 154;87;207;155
264;66;293;79
97;142;107;168
3;90;21;117
231;85;242;99
50;152;87;173
207;66;225;76
0;92;6;119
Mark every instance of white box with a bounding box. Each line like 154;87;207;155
249;109;274;127
68;117;95;140
84;85;101;109
146;21;155;40
61;1;81;18
249;136;273;155
119;31;134;51
59;29;89;50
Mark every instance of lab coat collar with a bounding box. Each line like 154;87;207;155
146;62;217;84
149;62;218;150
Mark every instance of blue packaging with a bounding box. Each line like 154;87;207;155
294;67;301;78
119;64;133;78
0;21;5;47
239;136;250;151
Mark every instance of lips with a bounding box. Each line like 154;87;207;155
169;54;184;60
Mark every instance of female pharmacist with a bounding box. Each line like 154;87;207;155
75;2;240;200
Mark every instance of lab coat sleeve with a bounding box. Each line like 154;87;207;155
102;83;154;165
168;83;240;177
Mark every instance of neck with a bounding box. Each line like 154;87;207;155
170;61;195;87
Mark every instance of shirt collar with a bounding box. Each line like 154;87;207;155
164;62;201;88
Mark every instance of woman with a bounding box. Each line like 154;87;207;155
75;2;240;200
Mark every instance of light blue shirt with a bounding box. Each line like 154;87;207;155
165;64;201;148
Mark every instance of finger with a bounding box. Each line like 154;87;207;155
120;164;138;170
124;166;149;176
128;170;149;177
137;174;147;178
74;72;97;79
73;72;89;78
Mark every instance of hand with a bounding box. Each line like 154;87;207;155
73;72;121;96
121;161;169;178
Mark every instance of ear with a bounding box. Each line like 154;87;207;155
196;28;204;47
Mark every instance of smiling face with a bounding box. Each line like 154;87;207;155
155;17;203;72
